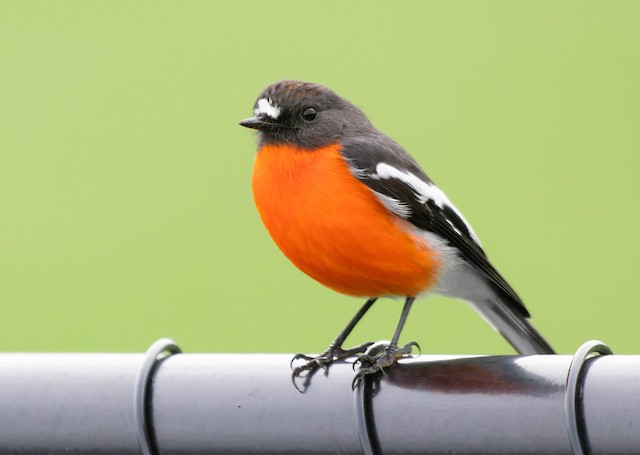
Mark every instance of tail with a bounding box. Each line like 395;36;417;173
470;298;555;355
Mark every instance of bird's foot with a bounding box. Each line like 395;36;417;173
352;341;420;389
291;341;375;378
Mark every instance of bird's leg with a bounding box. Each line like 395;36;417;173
291;297;377;377
353;297;419;387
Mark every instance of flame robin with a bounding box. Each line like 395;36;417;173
240;80;554;384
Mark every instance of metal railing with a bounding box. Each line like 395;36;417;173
0;339;637;454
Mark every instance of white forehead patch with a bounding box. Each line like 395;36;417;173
254;98;282;119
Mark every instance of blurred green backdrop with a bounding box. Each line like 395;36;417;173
1;2;639;355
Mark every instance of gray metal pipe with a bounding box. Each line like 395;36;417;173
0;351;638;454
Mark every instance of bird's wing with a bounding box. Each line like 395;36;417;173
339;135;530;318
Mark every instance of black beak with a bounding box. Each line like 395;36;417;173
239;115;285;132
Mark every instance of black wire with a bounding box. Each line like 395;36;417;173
134;338;182;455
565;340;613;455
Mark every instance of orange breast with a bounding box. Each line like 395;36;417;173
251;143;440;297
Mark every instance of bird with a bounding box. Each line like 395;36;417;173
239;80;554;384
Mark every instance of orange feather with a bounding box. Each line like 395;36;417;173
252;143;440;297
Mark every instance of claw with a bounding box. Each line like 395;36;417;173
291;372;304;393
315;357;329;371
290;341;375;388
352;358;368;371
405;341;421;357
290;353;314;370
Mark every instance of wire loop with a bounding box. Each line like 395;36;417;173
134;338;182;455
354;371;381;455
565;340;612;455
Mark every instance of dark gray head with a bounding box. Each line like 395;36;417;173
239;80;372;149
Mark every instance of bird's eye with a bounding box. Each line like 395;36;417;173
301;107;316;121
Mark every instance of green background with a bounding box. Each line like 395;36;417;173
1;2;638;355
